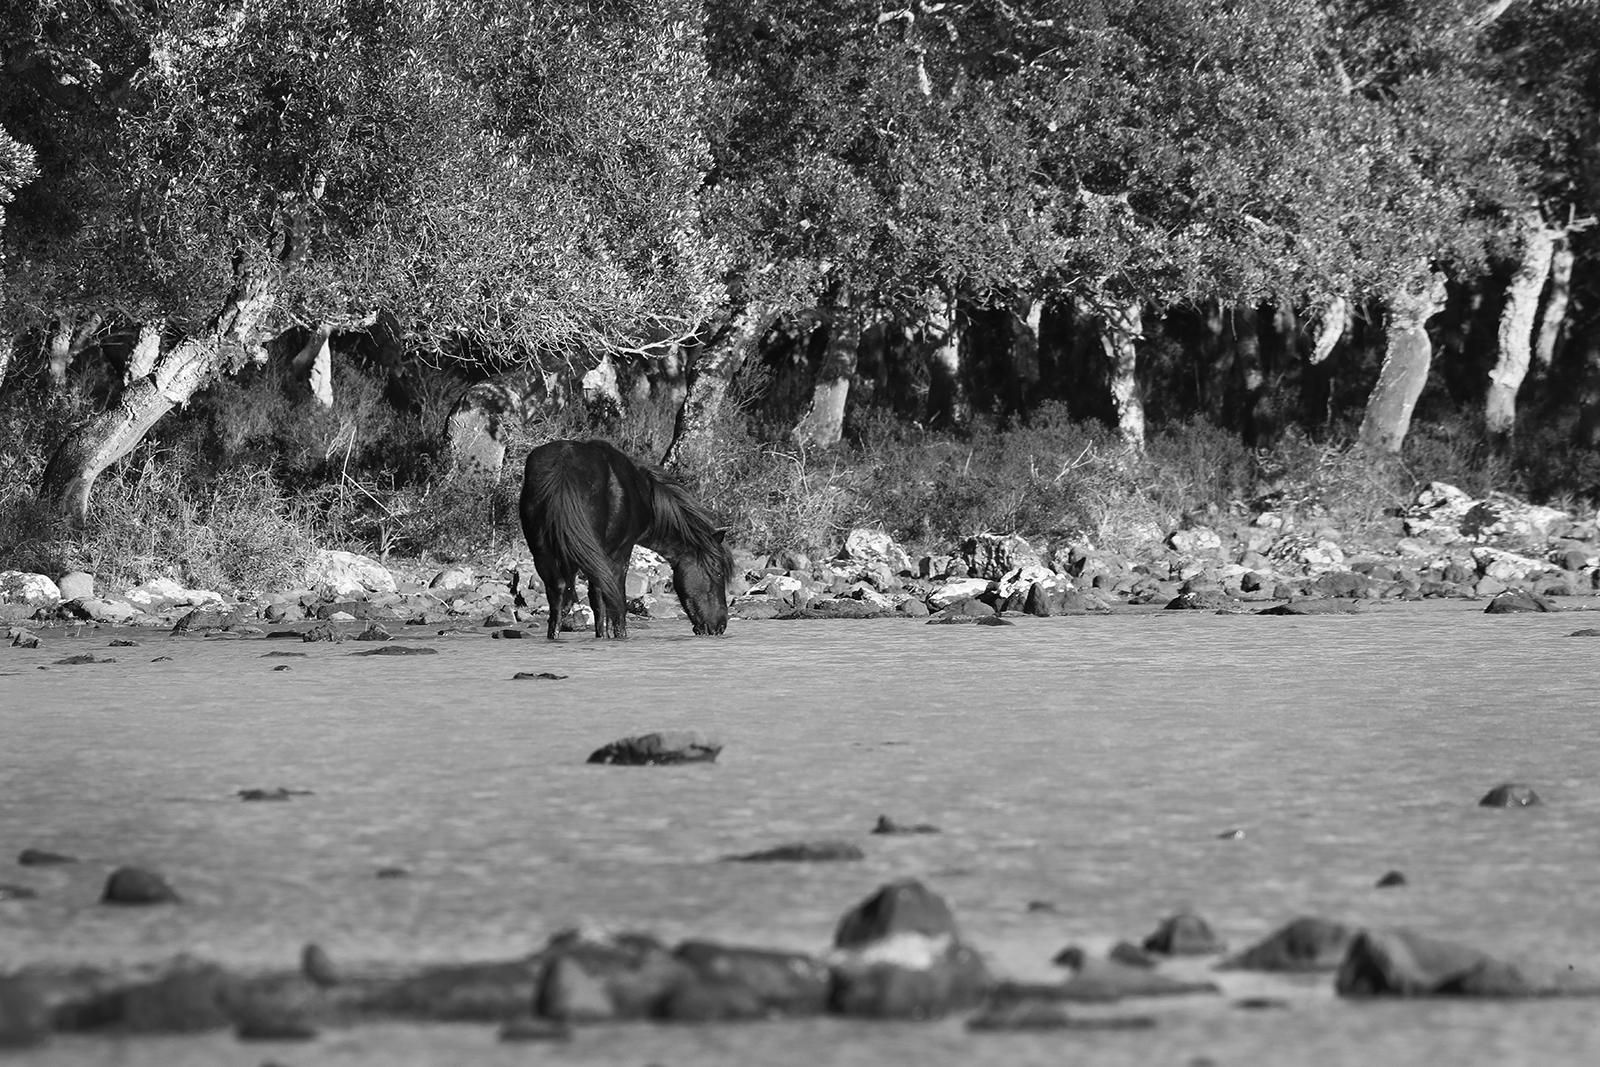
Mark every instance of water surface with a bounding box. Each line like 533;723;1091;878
3;600;1598;1065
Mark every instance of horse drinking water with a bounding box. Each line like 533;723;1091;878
519;439;732;639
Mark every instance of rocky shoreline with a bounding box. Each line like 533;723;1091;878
2;482;1597;639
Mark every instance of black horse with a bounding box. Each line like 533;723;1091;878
519;439;732;639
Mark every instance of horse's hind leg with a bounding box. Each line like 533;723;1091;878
535;559;568;641
606;557;630;639
587;577;608;638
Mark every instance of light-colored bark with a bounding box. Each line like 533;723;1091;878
291;323;334;408
1010;294;1042;395
792;292;860;448
123;321;164;386
1309;297;1348;365
925;292;969;426
1358;272;1448;453
46;313;103;391
43;268;275;521
1099;298;1146;451
1486;215;1557;439
581;352;624;419
1534;242;1573;368
662;304;778;470
0;332;11;393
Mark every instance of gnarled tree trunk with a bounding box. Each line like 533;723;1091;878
582;351;625;421
792;290;860;448
1534;240;1573;369
46;313;103;392
123;321;164;387
290;323;334;408
0;331;12;393
662;304;777;471
42;268;275;521
1358;272;1448;453
1309;297;1348;365
1098;297;1145;451
1486;215;1557;441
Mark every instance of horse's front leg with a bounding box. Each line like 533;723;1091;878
608;557;630;640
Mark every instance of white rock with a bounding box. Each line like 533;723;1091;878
428;565;476;591
843;528;914;575
56;571;95;601
748;574;804;597
1167;527;1224;556
0;572;61;607
305;550;397;598
1299;540;1345;571
996;564;1064;600
830;932;955;970
927;577;993;610
121;577;222;611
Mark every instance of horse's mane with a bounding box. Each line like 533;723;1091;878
643;469;731;575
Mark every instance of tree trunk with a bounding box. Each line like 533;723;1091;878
925;292;969;426
1485;215;1556;440
0;331;12;394
45;313;103;392
1309;297;1348;365
41;268;275;521
123;321;164;387
1358;272;1448;453
792;291;860;448
1534;241;1573;368
582;351;625;421
290;322;334;407
1099;298;1145;450
1009;294;1042;411
662;304;777;471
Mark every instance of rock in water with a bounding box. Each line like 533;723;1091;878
1216;917;1355;972
0;976;51;1048
725;841;864;863
1335;927;1600;997
1479;783;1541;807
1142;910;1225;955
828;879;990;1019
586;732;721;766
101;866;181;905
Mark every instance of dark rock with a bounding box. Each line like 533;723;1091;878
53;653;109;665
871;815;940;835
108;638;140;647
659;941;831;1021
0;976;51;1048
1142;911;1224;955
1376;870;1408;888
1256;599;1361;615
233;1011;318;1042
484;608;516;628
1309;570;1372;598
0;884;38;900
1217;917;1354;972
10;631;40;649
1479;783;1541;807
897;598;930;618
490;627;526;639
587;732;721;766
301;621;344;643
1233;996;1291;1010
1335;927;1600;997
263;602;291;623
261;651;308;658
1216;827;1246;839
1021;583;1052;617
272;665;292;672
238;788;312;802
348;645;438;656
725;840;864;863
835;879;959;947
301;944;339;988
1568;628;1600;637
171;607;248;634
352;622;392;641
360;959;542;1021
56;965;229;1032
1484;590;1557;613
533;930;686;1021
374;867;409;879
1025;900;1058;913
973;615;1014;626
829;880;990;1019
513;671;568;680
498;1017;573;1042
1109;941;1156;968
17;847;76;866
1164;589;1234;610
101;866;181;905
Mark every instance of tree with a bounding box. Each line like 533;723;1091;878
0;123;37;389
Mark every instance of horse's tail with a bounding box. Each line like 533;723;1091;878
522;463;619;585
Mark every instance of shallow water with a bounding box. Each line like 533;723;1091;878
3;600;1600;1065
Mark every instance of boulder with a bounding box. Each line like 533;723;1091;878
304;550;397;599
360;958;543;1021
1167;527;1224;558
54;964;229;1033
56;571;94;601
872;815;940;835
926;577;994;610
428;565;477;592
586;732;721;766
101;866;181;905
1483;590;1556;614
122;577;223;612
659;941;831;1021
1141;910;1224;956
1479;782;1540;807
0;572;60;609
533;930;687;1022
1217;917;1355;972
62;597;139;624
1164;588;1235;610
1335;927;1600;997
843;529;914;576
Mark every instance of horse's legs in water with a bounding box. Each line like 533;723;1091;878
534;557;569;641
587;576;607;638
606;554;630;639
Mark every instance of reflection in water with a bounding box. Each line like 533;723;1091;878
3;602;1600;1065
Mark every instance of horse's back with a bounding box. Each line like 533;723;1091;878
520;439;651;552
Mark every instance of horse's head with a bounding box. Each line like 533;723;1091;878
673;532;731;636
